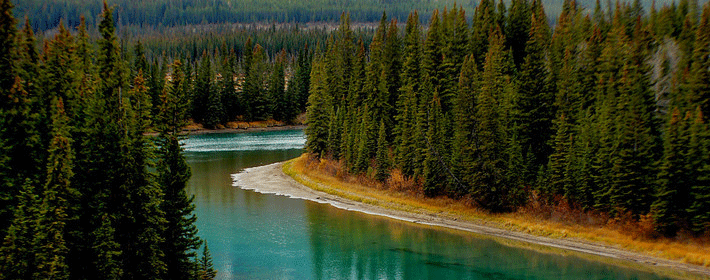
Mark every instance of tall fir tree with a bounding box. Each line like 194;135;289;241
305;57;332;157
157;60;202;280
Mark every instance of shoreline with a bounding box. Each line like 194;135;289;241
182;124;305;135
232;161;710;279
145;124;306;136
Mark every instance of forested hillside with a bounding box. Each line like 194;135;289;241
0;1;216;278
305;0;710;238
14;0;687;32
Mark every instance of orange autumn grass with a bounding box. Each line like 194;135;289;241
284;153;710;268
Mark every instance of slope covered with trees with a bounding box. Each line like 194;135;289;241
306;0;710;237
15;0;694;33
0;1;215;278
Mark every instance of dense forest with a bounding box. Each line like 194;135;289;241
0;1;218;278
305;0;710;237
14;0;678;33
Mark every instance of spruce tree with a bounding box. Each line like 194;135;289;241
33;98;75;280
518;7;553;180
157;60;202;280
470;0;496;67
220;50;238;122
423;94;448;196
469;27;511;211
506;0;532;68
198;242;217;280
451;55;479;197
270;50;288;122
305;57;332;157
243;44;270;121
687;108;710;234
685;4;710;117
652;108;687;236
193;51;214;125
374;119;390;182
0;182;41;279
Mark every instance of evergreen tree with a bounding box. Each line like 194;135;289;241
468;27;512;211
652;108;687;236
33;98;76;280
220;50;238;122
685;4;710;117
0;182;41;279
193;51;214;125
374;120;390;182
270;50;289;122
506;0;532;68
198;242;216;280
471;0;496;66
305;57;332;157
517;6;553;183
243;44;271;121
157;60;202;280
687;108;710;234
451;55;479;197
423;94;449;196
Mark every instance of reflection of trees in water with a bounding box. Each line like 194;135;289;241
305;203;485;279
305;203;667;280
186;148;303;206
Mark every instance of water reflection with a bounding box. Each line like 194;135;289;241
305;200;671;280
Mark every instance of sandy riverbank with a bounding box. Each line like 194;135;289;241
232;161;710;279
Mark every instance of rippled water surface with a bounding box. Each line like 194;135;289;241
184;129;682;280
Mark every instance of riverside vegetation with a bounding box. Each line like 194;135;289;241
303;0;710;268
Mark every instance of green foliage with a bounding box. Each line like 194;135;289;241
198;242;217;280
375;120;390;182
305;57;332;157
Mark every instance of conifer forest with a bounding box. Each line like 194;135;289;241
305;0;710;239
1;0;710;277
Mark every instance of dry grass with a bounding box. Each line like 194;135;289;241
223;119;283;129
284;154;710;268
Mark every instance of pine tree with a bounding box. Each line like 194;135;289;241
33;98;76;280
0;0;16;93
243;44;270;121
0;0;43;237
685;4;710;117
220;50;238;122
423;94;448;196
270;50;288;122
652;108;687;236
517;6;553;183
193;51;214;125
451;55;479;197
305;57;332;157
198;242;217;280
342;40;366;170
157;60;202;280
506;0;532;68
374;120;390;182
0;182;41;279
687;108;710;234
394;12;423;177
471;0;496;67
469;27;511;211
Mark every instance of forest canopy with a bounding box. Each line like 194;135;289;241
14;0;693;32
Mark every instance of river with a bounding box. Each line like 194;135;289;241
183;129;680;280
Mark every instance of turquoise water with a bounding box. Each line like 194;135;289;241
184;130;680;280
